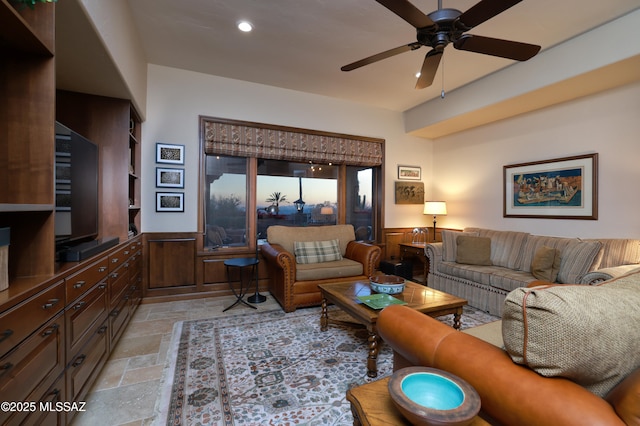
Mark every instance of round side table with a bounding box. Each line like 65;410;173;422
223;257;259;312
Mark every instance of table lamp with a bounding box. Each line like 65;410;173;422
424;201;447;242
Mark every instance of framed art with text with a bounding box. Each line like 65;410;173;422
503;153;598;219
156;143;184;165
156;192;184;212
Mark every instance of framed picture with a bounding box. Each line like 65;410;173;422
398;165;421;180
503;153;598;219
395;181;425;205
156;192;184;212
156;167;184;188
156;143;184;164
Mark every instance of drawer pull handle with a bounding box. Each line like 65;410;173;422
110;309;120;317
41;324;59;337
73;301;87;310
97;325;108;335
42;298;60;309
111;258;119;263
47;388;61;399
98;266;107;272
124;250;130;255
72;355;86;367
98;284;106;289
111;272;119;279
73;280;86;289
0;329;13;343
0;362;13;378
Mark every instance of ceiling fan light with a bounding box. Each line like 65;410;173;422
237;21;253;32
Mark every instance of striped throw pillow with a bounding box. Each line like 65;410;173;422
294;239;343;264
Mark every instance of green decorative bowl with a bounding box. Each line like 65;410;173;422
369;274;405;294
388;367;481;426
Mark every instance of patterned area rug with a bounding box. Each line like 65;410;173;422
154;305;498;425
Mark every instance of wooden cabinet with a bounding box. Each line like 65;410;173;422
0;280;65;426
128;110;142;234
0;0;56;280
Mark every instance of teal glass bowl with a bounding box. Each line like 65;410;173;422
388;367;481;426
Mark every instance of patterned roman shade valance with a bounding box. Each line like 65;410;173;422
201;116;384;167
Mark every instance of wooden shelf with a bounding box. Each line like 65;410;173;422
0;0;54;55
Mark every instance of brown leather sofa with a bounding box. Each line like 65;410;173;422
261;224;381;312
377;304;640;426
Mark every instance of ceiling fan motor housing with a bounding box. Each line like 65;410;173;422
417;8;464;49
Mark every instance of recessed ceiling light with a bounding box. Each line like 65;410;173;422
415;72;421;78
237;21;253;32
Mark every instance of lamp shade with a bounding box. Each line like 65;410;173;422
424;201;447;216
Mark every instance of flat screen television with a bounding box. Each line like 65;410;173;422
54;122;99;248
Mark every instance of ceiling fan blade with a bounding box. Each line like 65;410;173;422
415;49;443;89
457;0;522;30
454;34;540;61
341;42;421;72
375;0;435;29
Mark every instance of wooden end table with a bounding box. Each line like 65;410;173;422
318;279;467;378
346;377;490;426
399;242;430;284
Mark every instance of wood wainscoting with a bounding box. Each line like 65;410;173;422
141;228;458;303
142;232;270;303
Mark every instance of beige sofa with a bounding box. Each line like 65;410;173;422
426;228;640;316
260;224;381;312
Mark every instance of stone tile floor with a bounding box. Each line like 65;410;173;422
71;294;281;426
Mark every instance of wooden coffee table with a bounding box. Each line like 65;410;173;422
318;279;467;378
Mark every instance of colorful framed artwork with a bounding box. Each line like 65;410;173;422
156;167;184;188
503;153;598;219
156;192;184;212
398;165;421;180
156;143;184;165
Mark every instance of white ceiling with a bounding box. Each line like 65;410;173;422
121;0;640;112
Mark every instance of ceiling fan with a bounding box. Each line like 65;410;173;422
341;0;541;89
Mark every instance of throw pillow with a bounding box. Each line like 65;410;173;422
502;271;640;397
442;230;478;262
556;240;603;283
531;246;561;282
294;239;343;264
456;236;492;266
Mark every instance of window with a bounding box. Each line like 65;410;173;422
346;166;377;242
257;160;338;237
200;116;384;251
204;155;248;248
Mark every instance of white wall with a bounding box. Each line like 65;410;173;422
431;81;640;238
141;65;432;233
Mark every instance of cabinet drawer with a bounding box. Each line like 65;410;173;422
65;281;108;356
109;295;130;343
65;257;109;302
0;313;65;423
0;280;65;358
109;263;130;309
109;244;132;271
66;321;109;403
14;376;66;426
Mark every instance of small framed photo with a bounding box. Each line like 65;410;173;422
398;165;421;180
156;192;184;212
156;167;184;188
156;143;184;164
